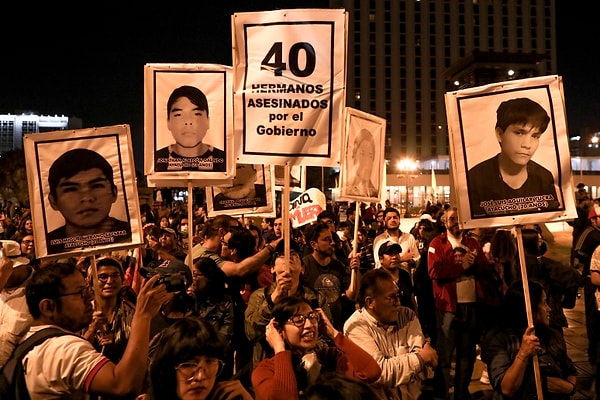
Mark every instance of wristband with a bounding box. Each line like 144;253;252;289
516;353;527;363
265;243;275;254
569;382;576;396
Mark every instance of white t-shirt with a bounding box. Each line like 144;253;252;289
22;325;109;399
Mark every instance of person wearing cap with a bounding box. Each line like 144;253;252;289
572;206;600;364
378;241;418;313
82;256;136;373
427;206;493;400
145;226;187;271
245;239;332;371
344;269;437;400
0;240;34;367
372;207;420;271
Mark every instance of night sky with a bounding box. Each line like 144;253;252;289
0;2;597;171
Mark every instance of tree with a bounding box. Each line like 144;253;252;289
0;149;29;205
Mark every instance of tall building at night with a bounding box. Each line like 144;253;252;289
335;0;556;170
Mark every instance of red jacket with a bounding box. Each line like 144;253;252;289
251;333;381;400
427;232;491;313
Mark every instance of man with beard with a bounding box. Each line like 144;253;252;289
302;223;360;330
427;206;491;400
373;208;420;271
16;262;171;398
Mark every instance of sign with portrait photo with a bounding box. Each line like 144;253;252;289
445;75;577;229
340;107;386;203
206;164;275;216
274;165;306;193
23;125;142;259
144;63;234;184
232;8;347;167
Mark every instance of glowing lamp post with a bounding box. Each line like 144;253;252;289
397;158;418;218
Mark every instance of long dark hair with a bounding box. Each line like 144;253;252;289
500;279;546;331
147;317;225;400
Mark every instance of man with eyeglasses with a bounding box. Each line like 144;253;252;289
344;269;437;400
245;239;331;371
187;215;281;279
0;240;34;368
17;262;172;398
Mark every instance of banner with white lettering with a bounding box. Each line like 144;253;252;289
144;64;234;185
289;188;326;228
340;107;386;202
23;125;142;260
445;75;577;229
232;8;347;167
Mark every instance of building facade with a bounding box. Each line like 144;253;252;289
0;113;81;153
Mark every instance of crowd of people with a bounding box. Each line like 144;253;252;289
0;192;594;399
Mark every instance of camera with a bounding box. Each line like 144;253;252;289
139;266;189;293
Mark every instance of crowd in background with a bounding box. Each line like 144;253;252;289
0;187;597;399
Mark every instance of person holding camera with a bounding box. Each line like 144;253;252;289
251;296;381;400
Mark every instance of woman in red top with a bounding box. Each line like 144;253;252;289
251;296;381;400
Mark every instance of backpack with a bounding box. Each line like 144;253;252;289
0;327;71;400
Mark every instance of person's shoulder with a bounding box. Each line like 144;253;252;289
109;218;131;231
155;147;169;158
46;226;67;240
528;160;554;178
209;146;225;158
468;154;498;174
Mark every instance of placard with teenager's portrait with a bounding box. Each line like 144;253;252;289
340;107;386;203
144;63;234;184
445;75;577;229
23;125;142;259
206;164;275;216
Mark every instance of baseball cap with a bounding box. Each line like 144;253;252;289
160;227;177;237
156;259;193;284
589;208;599;219
0;240;30;268
378;241;402;257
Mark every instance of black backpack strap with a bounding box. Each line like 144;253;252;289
2;327;71;383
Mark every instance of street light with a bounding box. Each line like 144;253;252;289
397;158;418;218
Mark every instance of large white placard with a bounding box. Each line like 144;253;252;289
23;125;142;259
232;8;347;167
445;75;577;229
144;64;234;186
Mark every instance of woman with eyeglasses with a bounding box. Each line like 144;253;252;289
145;317;253;400
82;257;136;375
252;296;381;400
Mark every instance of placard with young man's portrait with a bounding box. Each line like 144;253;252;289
144;64;234;185
445;75;577;228
340;107;386;203
23;125;142;259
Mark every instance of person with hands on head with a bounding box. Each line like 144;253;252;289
481;280;577;399
245;239;331;371
18;262;174;398
251;296;381;400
